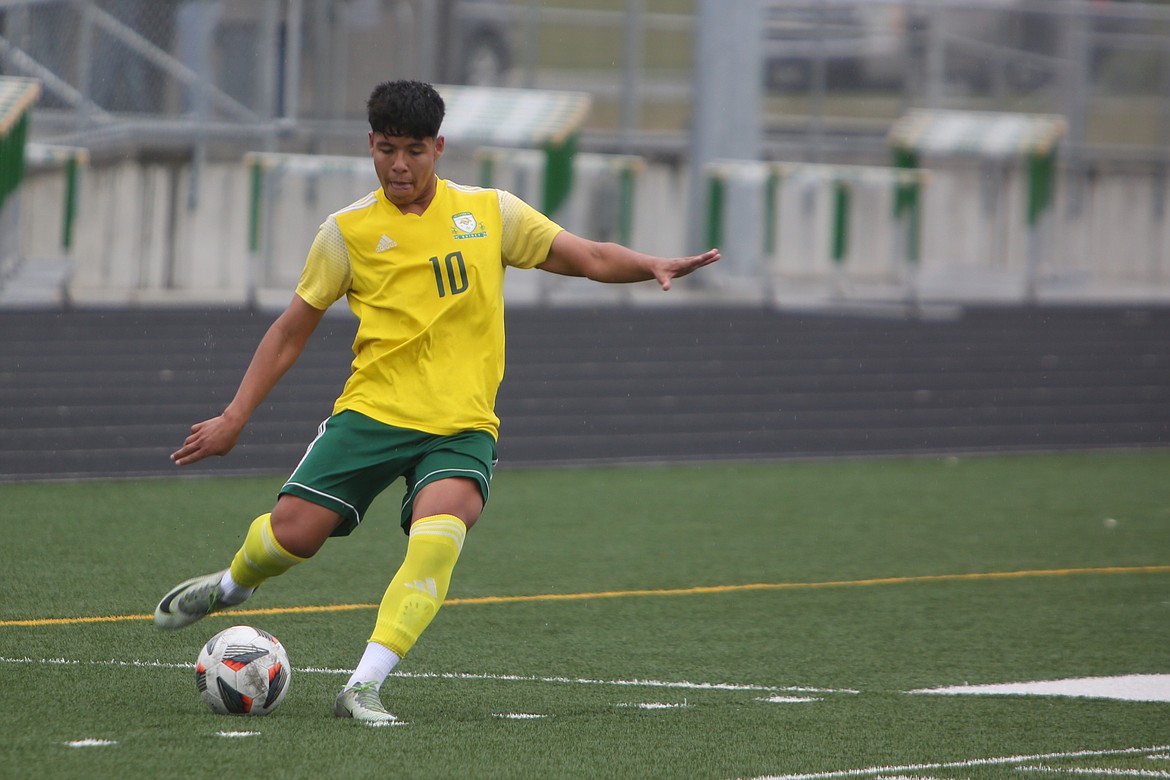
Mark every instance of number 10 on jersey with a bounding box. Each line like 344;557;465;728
430;252;469;298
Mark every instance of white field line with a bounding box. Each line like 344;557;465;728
0;655;857;696
747;747;1170;780
913;675;1170;703
1018;768;1170;778
376;669;857;695
758;695;822;703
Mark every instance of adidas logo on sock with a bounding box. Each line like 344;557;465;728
375;234;397;252
404;578;438;597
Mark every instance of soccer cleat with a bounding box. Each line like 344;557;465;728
153;569;229;630
334;682;399;724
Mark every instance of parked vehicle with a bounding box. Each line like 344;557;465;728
764;1;907;91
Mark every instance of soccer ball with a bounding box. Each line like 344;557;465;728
195;625;291;716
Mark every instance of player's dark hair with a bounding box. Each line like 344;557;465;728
367;80;445;139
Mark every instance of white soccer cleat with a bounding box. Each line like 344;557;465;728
153;569;229;630
334;682;399;724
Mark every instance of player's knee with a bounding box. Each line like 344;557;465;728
270;496;344;558
411;478;484;529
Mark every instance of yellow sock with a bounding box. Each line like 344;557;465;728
229;513;307;589
369;514;466;657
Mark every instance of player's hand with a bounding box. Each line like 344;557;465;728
653;248;720;291
171;413;246;466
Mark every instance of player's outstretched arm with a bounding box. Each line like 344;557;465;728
539;231;719;291
171;295;327;466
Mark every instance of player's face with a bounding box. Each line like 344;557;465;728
369;132;445;211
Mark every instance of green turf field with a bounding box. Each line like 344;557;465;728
2;452;1168;779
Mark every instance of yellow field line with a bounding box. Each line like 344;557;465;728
2;565;1167;628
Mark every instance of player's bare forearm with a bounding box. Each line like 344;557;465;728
171;296;325;466
541;232;720;291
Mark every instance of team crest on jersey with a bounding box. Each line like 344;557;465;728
451;212;487;239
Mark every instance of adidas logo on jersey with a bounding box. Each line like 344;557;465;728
375;234;397;252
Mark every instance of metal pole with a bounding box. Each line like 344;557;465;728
392;1;416;82
1155;43;1170;281
522;0;540;89
809;5;827;163
687;0;763;254
620;0;644;149
334;0;349;118
924;4;944;108
175;0;223;210
310;0;330;127
416;0;439;83
73;0;93;119
283;0;303;124
1061;4;1090;218
258;0;279;121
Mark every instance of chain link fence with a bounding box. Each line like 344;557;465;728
0;0;1167;159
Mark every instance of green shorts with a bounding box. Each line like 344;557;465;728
279;410;496;536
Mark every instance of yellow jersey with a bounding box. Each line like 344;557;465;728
295;177;563;439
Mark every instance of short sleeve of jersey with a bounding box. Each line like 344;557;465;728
295;215;352;310
498;190;563;269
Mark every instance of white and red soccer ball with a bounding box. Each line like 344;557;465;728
195;625;291;716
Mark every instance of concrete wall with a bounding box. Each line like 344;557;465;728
13;150;1170;308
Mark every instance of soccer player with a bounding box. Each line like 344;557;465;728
154;79;719;723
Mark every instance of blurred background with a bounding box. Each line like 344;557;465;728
1;1;1168;478
1;0;1169;308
